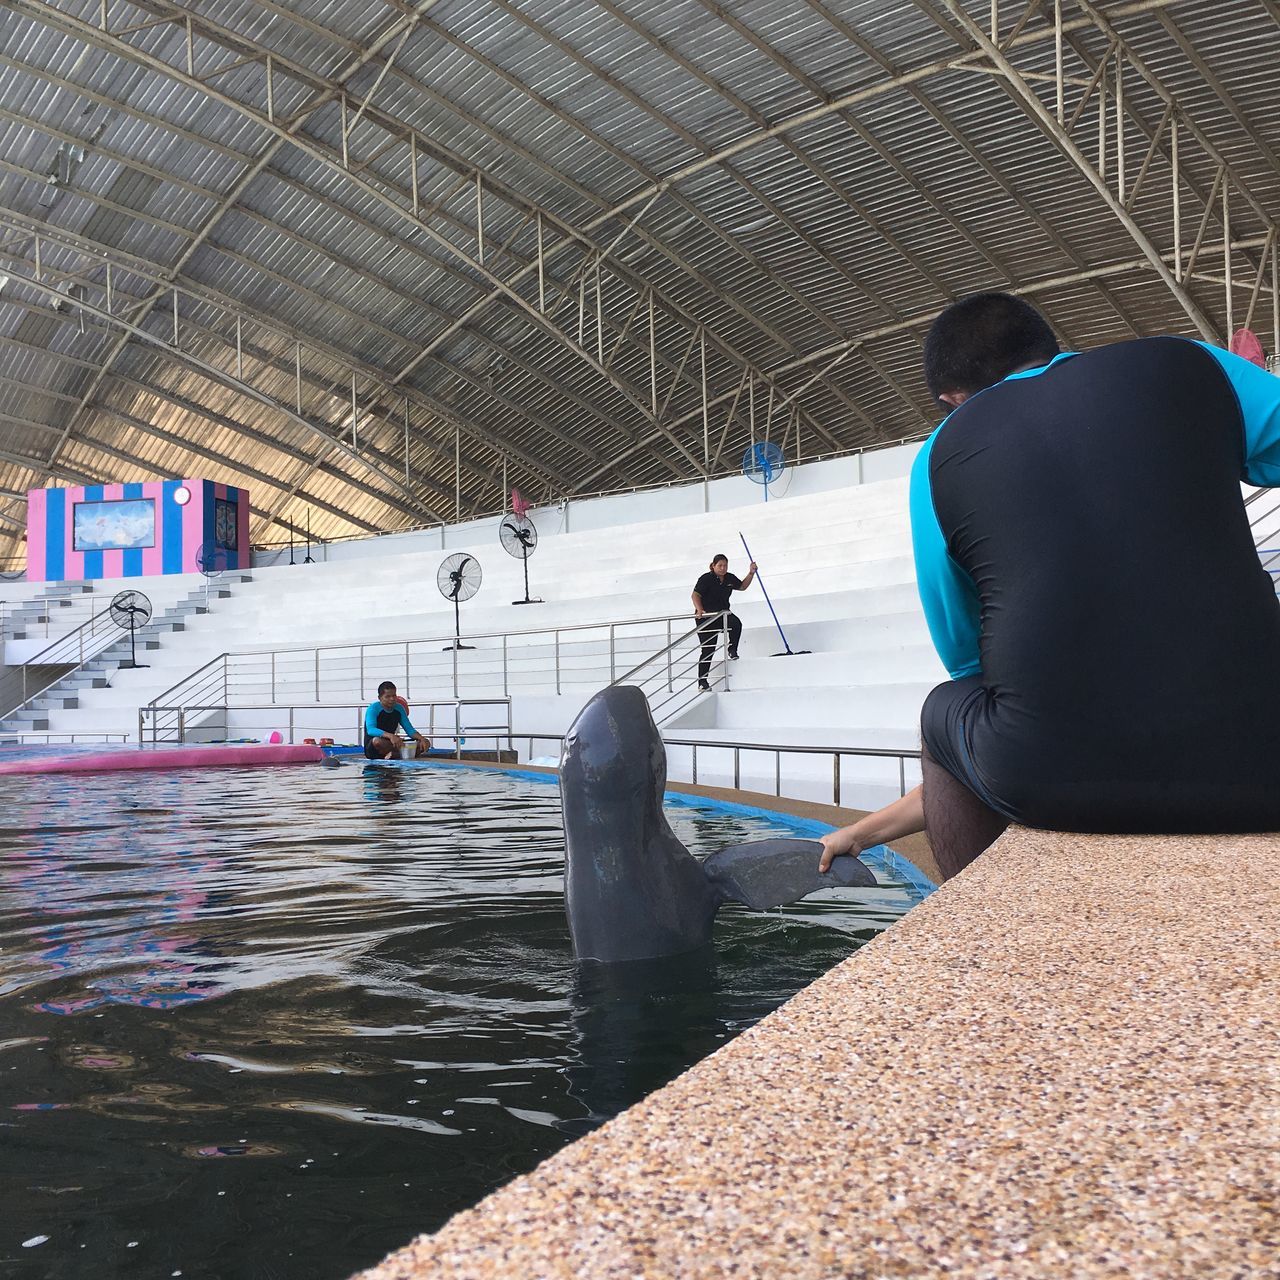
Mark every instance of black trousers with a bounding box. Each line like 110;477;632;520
697;613;741;682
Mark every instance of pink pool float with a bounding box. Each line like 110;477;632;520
0;743;324;777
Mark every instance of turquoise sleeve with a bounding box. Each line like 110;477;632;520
397;708;419;737
1193;341;1280;486
363;703;380;737
909;433;982;679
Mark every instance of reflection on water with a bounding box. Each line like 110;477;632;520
0;762;917;1280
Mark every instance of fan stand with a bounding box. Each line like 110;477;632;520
304;509;315;564
441;592;474;650
120;617;147;669
512;539;542;605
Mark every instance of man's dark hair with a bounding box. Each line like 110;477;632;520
377;680;397;696
923;293;1060;403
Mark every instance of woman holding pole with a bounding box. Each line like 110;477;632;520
691;554;757;690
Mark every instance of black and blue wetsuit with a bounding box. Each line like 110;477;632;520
363;701;420;760
911;336;1280;832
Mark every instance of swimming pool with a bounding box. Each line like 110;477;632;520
0;761;920;1280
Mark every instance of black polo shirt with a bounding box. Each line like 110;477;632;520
916;336;1280;832
694;571;741;614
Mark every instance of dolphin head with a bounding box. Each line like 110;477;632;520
559;686;718;963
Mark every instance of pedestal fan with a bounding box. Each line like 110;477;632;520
500;514;542;605
437;553;481;650
195;542;226;611
110;590;152;669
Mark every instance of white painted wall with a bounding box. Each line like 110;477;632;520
276;442;924;566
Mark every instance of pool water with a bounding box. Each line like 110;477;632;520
0;762;919;1280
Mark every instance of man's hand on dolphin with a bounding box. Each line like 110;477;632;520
818;827;866;873
817;785;928;874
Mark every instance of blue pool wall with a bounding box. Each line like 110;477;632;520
379;757;938;901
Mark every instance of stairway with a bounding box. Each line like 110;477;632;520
2;580;95;640
0;573;252;736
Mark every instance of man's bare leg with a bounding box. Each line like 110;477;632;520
921;745;1009;880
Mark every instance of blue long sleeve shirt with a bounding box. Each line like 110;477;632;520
364;700;419;738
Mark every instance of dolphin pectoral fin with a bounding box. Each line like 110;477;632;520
700;838;876;910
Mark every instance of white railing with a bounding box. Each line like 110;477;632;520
0;606;128;719
0;730;131;744
139;697;512;752
142;610;729;723
431;729;922;810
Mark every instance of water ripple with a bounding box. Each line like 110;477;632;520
0;761;915;1280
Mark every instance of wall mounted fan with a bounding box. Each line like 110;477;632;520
742;441;786;502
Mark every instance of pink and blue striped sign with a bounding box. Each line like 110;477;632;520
25;480;250;582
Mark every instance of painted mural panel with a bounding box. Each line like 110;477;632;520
72;499;157;552
26;481;251;581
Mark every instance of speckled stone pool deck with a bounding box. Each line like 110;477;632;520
355;826;1278;1279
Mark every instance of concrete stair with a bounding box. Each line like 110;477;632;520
0;574;251;734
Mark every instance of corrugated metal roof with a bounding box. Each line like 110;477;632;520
0;0;1276;560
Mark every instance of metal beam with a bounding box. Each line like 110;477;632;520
804;0;1148;345
0;102;637;484
0;208;575;500
928;0;1218;340
6;0;710;471
0;251;446;521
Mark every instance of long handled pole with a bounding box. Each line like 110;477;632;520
739;533;807;657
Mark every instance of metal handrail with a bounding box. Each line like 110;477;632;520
1248;488;1280;579
612;613;731;725
139;697;512;756
0;730;131;744
0;605;125;719
146;609;722;710
510;730;921;806
0;587;88;641
19;604;119;666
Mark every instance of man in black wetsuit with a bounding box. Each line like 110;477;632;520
821;292;1280;880
692;554;757;690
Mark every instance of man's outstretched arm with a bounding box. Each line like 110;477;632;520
818;786;925;872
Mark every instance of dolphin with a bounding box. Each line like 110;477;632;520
559;684;876;963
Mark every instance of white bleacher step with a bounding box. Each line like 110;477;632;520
20;468;931;744
676;681;934;728
724;645;944;688
661;724;919;750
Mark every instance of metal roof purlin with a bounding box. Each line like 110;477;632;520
19;0;460;524
38;0;901;453
6;0;713;477
929;0;1217;340
0;244;445;524
0;206;578;502
0;86;625;490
